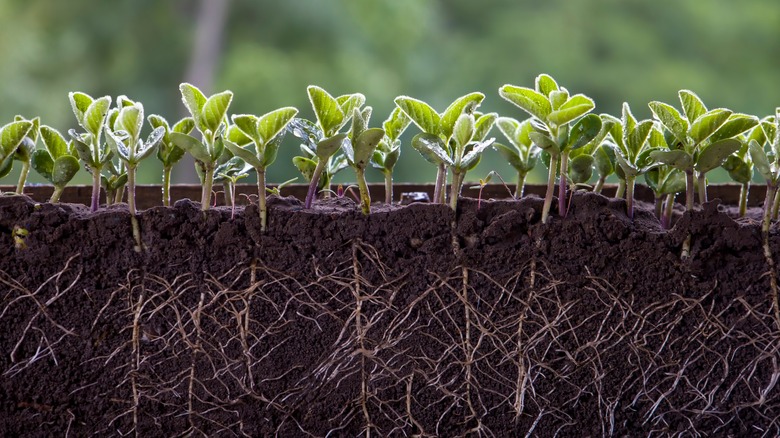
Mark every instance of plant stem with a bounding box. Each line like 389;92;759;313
384;171;393;205
15;160;29;194
542;154;558;224
739;182;749;218
662;193;674;229
449;171;464;211
558;151;569;218
593;175;606;194
223;181;233;208
128;166;142;253
105;189;114;207
654;195;663;219
626;176;635;220
201;165;215;211
114;186;123;204
439;165;448;204
356;167;371;215
50;186;64;203
257;167;267;232
772;187;780;220
696;172;707;204
305;161;326;209
516;171;526;199
762;182;780;331
433;163;445;204
90;166;102;213
685;170;695;211
615;179;626;199
763;184;775;235
162;166;172;207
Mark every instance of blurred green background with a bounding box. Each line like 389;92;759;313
1;0;779;187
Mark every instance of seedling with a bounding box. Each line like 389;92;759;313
30;125;81;203
341;106;385;214
68;92;113;212
567;114;615;190
223;106;298;230
499;74;601;222
170;83;233;211
265;177;297;197
104;96;165;252
290;86;364;209
12;225;28;250
493;117;540;198
148;114;195;206
469;170;513;209
648;90;758;210
643;127;686;227
101;159;128;206
10;116;40;194
292;141;348;199
395;92;485;204
372;107;411;204
592;142;616;194
215;156;252;220
723;122;765;217
0;120;35;194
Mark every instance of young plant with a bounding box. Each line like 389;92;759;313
469;170;514;209
10;116;40;194
104;96;165;252
214;156;252;219
170;83;233;211
265;177;297;197
648;90;758;210
372;107;411;204
67;92;113;212
223;106;298;230
567;115;615;190
30;126;81;202
493;117;540;198
101;159;128;206
0;120;34;194
722;123;765;217
499;74;601;223
440;113;495;209
395;92;485;204
148;114;195;206
341;106;385;214
290;86;364;209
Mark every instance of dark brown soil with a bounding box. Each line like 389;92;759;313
1;192;779;437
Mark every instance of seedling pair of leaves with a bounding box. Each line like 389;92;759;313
170;83;234;211
0;119;35;194
371;107;411;204
30;126;81;202
748;110;780;227
340;104;386;214
395;92;496;209
147;115;195;206
648;90;758;210
68;92;114;212
499;74;601;223
493;117;540;198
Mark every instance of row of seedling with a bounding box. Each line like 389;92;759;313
1;74;779;233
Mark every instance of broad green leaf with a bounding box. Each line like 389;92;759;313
549;90;569;110
440;92;484;139
179;83;207;126
658;170;686;195
461;139;494;169
147;114;170;137
69;92;93;126
353;128;385;168
567;114;602;151
761;119;777;148
621;103;637;144
211;135;225;162
349;107;368;143
257;107;297;145
594;143;615;176
84;96;111;136
394;96;441;136
411;133;452;165
170;132;210;163
493;142;524;169
39;126;68;159
679;90;707;123
535;74;559;97
528;132;560;154
453;113;475;148
315;133;347;160
706;114;758;144
689;108;731;145
604;114;624;150
68;130;95;165
547;94;595;126
383;107;411;141
613;147;639;177
647;126;667;150
138;127;165;162
232;114;260;144
0;155;13;178
31;150;54;181
648;101;688;144
473;112;497;142
293;156;317;181
499;85;552;121
117;105;143;140
172;117;195;135
569;154;594;184
51;155;80;186
748;122;768;146
496;117;522;148
723;155;753;184
749;140;773;181
308;86;345;136
384;146;400;171
0;121;33;157
649;149;693;171
337;93;366;121
105;129;130;161
627;120;654;158
223;139;262;168
260;134;284;168
201;90;233;133
694;138;741;173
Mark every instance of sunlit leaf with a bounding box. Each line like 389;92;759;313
395;96;441;136
648;101;688;144
201;90;233;133
309;86;345;136
678;90;707;123
499;85;552;121
547;94;595;125
688;108;731;144
440;92;484;139
694;138;741;173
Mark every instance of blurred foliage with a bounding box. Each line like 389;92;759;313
1;0;779;186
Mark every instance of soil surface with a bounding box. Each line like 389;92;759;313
1;192;779;437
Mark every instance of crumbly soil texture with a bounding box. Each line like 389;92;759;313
1;192;779;437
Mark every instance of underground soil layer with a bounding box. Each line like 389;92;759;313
1;192;779;437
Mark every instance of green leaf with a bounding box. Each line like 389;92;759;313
723;155;753;184
394;96;441;136
594;143;615;177
648;101;688;144
453;113;475;148
707;114;759;144
473;112;497;142
117;105;143;140
223;139;262;168
84;96;111;136
612;147;639;177
649;149;693;171
201;90;233;133
0;155;13;178
627;120;654;158
535;74;559;97
569;154;594;184
352;128;385;168
528;132;560;155
137;127;165;162
499;85;552;122
147;114;170;139
621;103;637;143
461;139;494;169
349;107;368;143
31;149;54;182
567;114;602;151
496;117;522;148
105;129;130;161
68;130;94;165
694;138;741;173
179;83;207;127
440;92;484;139
384;145;400;171
293;156;317;182
493;142;523;170
172;117;195;135
315;133;347;160
749;139;773;182
232;114;260;144
658;169;686;195
51;155;80;186
411;133;452;165
0;121;33;157
679;90;707;123
688;108;732;145
308;86;345;136
170;132;210;163
383;107;411;141
257;107;298;145
337;93;366;120
69;92;93;126
547;94;595;126
211;135;225;162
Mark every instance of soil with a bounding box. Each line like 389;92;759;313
1;191;779;437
